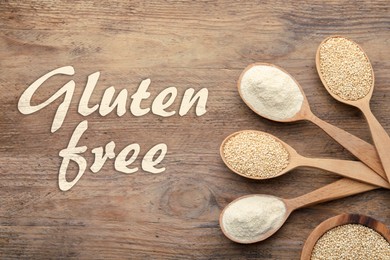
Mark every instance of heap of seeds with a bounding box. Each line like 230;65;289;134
311;224;390;260
223;131;289;178
319;37;373;101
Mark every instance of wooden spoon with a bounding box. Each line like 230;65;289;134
219;178;378;244
316;35;390;182
220;130;390;188
300;213;390;260
237;63;386;180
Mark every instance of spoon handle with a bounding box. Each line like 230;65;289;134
286;178;378;210
361;106;390;182
302;157;390;189
307;113;385;179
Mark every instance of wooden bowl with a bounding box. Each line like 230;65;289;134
300;214;390;260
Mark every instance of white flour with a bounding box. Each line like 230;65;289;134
240;65;304;121
221;195;286;243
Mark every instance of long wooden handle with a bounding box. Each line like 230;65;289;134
307;113;385;179
361;105;390;182
301;157;390;189
286;178;378;210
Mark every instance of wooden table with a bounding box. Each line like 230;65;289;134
1;1;389;259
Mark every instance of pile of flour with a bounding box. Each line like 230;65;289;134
221;195;287;243
240;65;304;121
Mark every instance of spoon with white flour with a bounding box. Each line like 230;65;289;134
237;63;386;180
219;178;378;244
220;130;390;189
316;35;390;182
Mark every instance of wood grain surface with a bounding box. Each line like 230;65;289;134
0;1;389;259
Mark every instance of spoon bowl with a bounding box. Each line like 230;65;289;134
219;194;290;244
220;130;390;188
316;35;375;106
220;130;295;180
237;62;310;122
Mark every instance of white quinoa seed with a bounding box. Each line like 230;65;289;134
319;37;373;101
223;131;289;178
311;224;390;260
